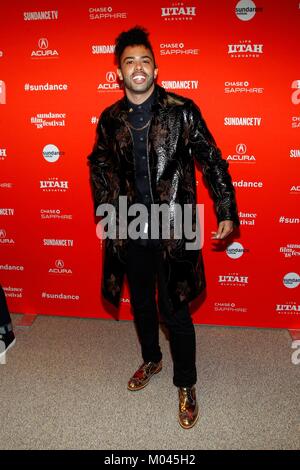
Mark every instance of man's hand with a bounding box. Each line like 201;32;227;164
211;220;234;240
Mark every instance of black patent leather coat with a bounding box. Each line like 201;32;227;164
88;85;239;308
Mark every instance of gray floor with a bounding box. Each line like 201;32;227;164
1;314;299;450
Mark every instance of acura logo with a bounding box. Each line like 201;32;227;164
106;71;116;83
55;260;64;268
0;229;6;238
236;143;247;154
38;38;49;50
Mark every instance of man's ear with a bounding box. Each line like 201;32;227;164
154;68;158;79
117;68;123;81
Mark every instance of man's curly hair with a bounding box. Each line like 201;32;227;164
114;26;156;66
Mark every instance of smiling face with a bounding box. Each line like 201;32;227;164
117;45;158;103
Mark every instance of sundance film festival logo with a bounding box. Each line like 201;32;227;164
97;71;121;92
161;4;197;21
3;286;23;299
0;229;15;245
24;10;58;21
239;211;257;226
291;80;300;104
0;80;6;104
40;178;69;192
43;144;65;163
228;40;263;58
224;80;263;94
235;0;263;21
279;244;300;258
160;42;199;55
283;272;300;289
31;38;59;59
31;112;66;129
227;143;256;163
49;260;72;275
95;196;204;250
89;6;127;20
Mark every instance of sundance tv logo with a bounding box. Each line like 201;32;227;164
31;38;59;59
224;116;261;126
91;44;115;55
161;79;198;90
24;10;58;21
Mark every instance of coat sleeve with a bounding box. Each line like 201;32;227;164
87;112;120;213
187;102;240;227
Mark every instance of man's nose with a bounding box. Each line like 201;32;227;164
134;61;143;70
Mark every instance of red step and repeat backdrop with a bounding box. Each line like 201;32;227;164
0;1;299;328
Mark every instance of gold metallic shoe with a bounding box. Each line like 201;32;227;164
127;361;162;391
178;386;199;429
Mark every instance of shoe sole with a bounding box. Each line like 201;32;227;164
178;407;200;429
0;337;16;361
127;364;162;391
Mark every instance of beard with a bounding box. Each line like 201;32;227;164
122;73;155;94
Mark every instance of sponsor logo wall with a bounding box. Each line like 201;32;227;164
0;0;299;328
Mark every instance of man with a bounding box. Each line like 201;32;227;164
88;27;239;429
0;285;16;363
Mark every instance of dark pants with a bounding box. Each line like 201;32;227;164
0;285;12;331
126;240;197;387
